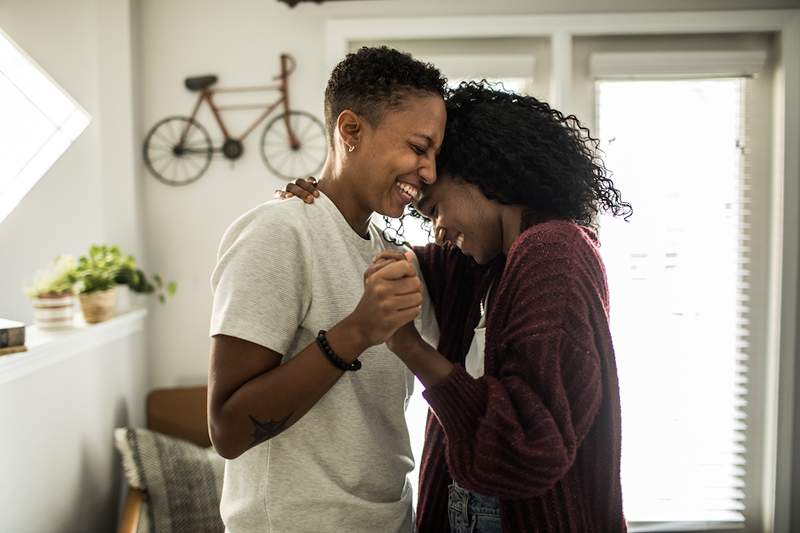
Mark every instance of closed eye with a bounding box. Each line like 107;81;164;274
411;144;425;156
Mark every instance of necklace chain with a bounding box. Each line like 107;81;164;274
480;281;493;317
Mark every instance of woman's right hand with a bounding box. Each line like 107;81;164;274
273;176;319;203
345;252;422;348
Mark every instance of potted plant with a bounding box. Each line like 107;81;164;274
74;244;178;319
27;245;177;326
72;245;126;324
25;255;78;329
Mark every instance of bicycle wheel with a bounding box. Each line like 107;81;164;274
261;110;326;180
143;116;212;186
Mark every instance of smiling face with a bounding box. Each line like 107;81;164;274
348;93;446;219
415;173;507;265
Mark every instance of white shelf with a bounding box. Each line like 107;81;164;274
0;308;147;385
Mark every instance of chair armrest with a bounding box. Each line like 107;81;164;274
117;486;145;533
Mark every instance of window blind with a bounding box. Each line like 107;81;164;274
596;78;751;528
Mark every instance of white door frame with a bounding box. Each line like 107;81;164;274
326;9;800;533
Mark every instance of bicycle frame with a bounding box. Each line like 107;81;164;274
179;54;300;150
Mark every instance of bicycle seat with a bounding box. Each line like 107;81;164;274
184;75;218;92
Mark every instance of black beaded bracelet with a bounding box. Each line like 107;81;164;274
316;330;362;372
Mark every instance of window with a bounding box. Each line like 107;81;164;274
597;78;750;527
0;27;90;224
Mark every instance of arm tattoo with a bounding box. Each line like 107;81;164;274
248;412;293;446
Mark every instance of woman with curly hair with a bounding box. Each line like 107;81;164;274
282;81;631;532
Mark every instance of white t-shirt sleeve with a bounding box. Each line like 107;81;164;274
209;207;311;355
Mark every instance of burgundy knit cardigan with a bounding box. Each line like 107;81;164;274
414;220;626;533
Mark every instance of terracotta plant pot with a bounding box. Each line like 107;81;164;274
78;287;117;324
31;292;76;330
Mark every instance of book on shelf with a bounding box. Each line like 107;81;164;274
0;318;26;349
0;345;27;357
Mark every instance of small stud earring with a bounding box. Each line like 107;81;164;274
348;144;356;153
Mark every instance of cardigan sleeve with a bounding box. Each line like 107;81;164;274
423;225;607;499
412;243;449;311
413;242;488;316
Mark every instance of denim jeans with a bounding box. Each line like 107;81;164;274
448;481;502;533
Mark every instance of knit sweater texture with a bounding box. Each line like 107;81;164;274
414;220;626;533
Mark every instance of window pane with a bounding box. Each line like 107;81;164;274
0;72;53;189
0;27;90;224
597;79;747;523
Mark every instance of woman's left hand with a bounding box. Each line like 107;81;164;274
273;176;319;203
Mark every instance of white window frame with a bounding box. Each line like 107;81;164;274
589;50;767;80
419;53;535;81
325;10;800;533
420;53;536;97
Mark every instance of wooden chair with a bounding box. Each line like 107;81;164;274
117;386;210;533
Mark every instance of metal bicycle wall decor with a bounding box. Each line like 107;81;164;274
143;54;326;186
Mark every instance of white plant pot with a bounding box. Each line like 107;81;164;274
31;293;76;330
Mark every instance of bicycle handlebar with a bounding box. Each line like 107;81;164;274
274;54;296;81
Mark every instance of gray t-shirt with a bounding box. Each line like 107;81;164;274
209;192;437;533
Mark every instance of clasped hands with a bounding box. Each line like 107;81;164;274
348;250;425;357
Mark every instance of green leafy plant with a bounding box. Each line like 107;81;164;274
72;245;126;294
27;245;177;303
115;261;177;304
24;255;78;298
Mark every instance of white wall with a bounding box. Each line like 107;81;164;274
0;0;145;323
0;0;104;323
0;331;148;533
0;1;148;531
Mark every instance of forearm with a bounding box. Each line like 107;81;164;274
394;339;454;389
211;319;369;458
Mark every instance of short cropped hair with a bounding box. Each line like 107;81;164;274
324;46;447;144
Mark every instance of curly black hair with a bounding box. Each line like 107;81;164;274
408;81;631;232
324;46;448;144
